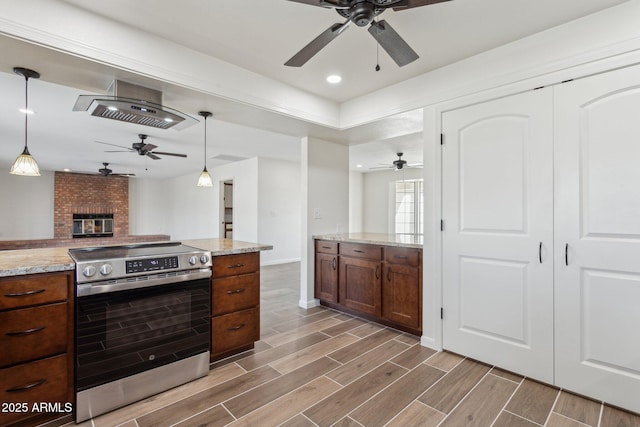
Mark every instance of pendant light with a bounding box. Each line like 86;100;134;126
10;67;41;176
196;111;213;187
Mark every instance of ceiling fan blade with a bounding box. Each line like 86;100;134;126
368;20;418;67
286;0;349;8
391;0;452;11
112;173;136;177
104;150;131;153
285;21;350;67
146;152;162;160
141;143;158;152
95;140;134;151
152;151;188;158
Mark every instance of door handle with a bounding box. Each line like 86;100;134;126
332;257;337;270
387;268;391;281
539;242;542;264
565;243;569;266
375;265;379;280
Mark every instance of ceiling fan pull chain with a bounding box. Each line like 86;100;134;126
374;19;381;71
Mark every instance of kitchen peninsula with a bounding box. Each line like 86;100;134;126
0;238;271;426
313;233;423;336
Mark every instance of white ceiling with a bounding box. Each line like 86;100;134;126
0;0;629;178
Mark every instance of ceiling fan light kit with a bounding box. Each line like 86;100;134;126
285;0;451;67
10;67;41;176
196;111;213;187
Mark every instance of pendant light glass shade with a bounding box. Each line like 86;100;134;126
10;67;41;176
196;111;213;187
197;166;213;187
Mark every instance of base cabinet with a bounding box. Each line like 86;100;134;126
210;252;260;360
315;240;421;335
0;271;74;427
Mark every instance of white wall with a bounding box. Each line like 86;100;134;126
300;137;349;308
362;168;423;233
0;171;54;240
258;158;301;265
349;171;363;233
130;157;301;265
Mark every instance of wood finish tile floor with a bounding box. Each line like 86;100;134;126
54;262;640;427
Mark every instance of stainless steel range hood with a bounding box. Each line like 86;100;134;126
73;80;198;130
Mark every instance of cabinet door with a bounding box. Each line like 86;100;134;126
382;263;420;330
442;87;554;383
315;253;338;303
554;65;640;413
339;257;381;316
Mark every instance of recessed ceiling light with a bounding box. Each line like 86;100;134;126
356;164;363;168
19;108;34;115
326;75;342;84
63;168;72;172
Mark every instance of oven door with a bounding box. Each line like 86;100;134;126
75;277;210;392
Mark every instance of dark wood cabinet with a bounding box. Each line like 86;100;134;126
314;240;338;303
382;247;422;330
339;256;382;316
315;239;422;335
0;271;74;427
210;252;260;360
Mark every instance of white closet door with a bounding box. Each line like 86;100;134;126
555;66;640;413
442;88;554;383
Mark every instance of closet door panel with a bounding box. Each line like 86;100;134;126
442;88;554;383
555;65;640;414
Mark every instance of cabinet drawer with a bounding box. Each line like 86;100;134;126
212;272;260;316
340;243;382;260
212;252;259;278
212;307;259;355
384;247;421;267
0;354;69;426
0;302;68;367
315;240;338;254
0;272;69;310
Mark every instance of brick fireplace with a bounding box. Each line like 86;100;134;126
54;172;129;239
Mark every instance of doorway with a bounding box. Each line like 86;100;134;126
220;180;233;239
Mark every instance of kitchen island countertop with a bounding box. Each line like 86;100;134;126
0;238;272;278
313;232;423;249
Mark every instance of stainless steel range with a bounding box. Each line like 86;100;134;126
68;242;212;422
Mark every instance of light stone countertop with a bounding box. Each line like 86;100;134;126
313;232;423;249
0;238;272;278
0;247;76;277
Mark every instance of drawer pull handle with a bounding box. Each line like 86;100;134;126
322;246;332;249
6;378;47;393
226;288;245;294
227;324;246;331
5;326;46;336
228;263;245;269
375;265;380;279
4;289;46;298
353;250;365;253
395;255;408;259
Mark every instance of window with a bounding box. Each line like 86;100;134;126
394;179;423;235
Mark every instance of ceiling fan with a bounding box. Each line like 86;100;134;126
285;0;452;67
95;134;187;160
96;162;135;177
370;152;423;170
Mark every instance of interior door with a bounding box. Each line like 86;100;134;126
442;88;554;383
554;65;640;413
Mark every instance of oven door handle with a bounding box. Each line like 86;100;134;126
76;268;212;297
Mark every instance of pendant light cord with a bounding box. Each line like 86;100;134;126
24;74;29;151
203;115;208;169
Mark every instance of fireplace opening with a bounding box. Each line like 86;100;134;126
73;214;114;238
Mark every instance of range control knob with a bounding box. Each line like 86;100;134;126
82;265;97;278
189;256;198;265
99;264;113;276
200;254;210;264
